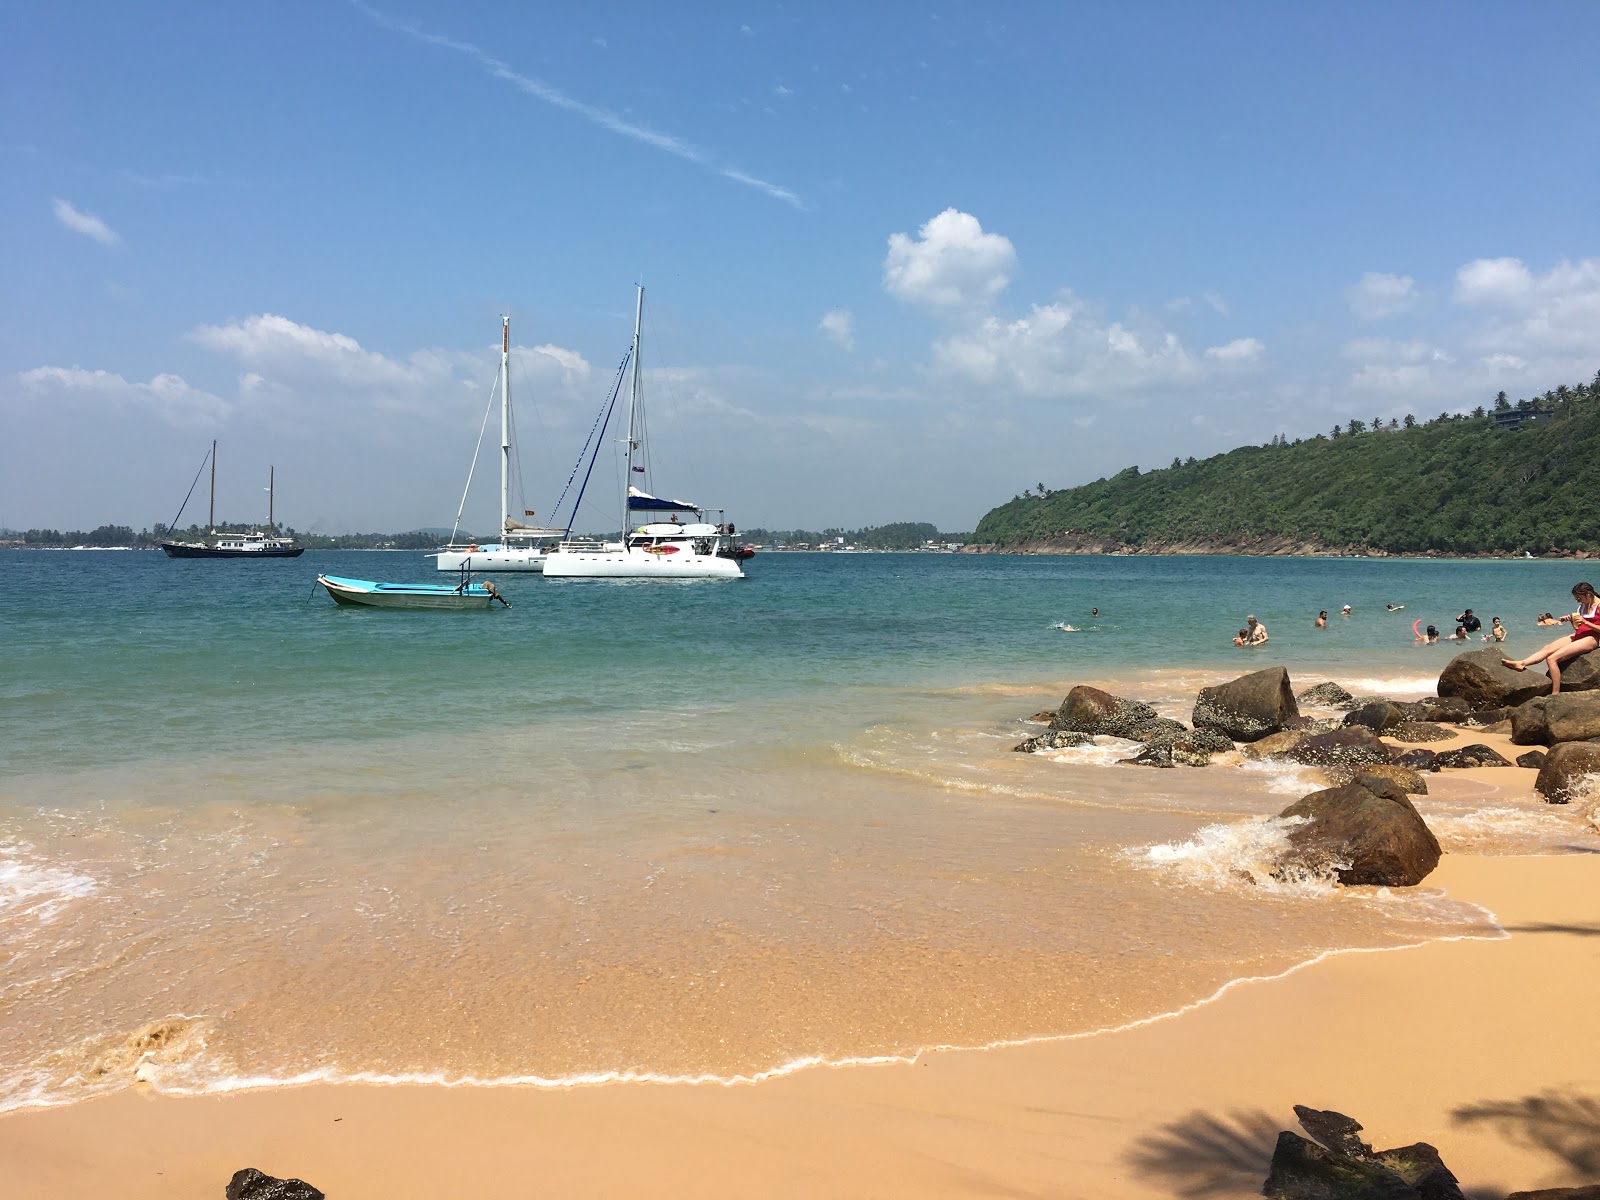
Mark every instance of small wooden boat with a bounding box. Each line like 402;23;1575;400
316;574;509;610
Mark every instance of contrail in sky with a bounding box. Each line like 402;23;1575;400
355;2;805;209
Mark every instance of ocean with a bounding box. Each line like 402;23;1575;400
1;548;1594;1109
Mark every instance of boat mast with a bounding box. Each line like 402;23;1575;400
500;316;510;540
624;284;643;534
268;466;275;535
207;439;217;544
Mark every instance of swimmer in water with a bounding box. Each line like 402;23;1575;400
1386;603;1404;611
1055;623;1079;632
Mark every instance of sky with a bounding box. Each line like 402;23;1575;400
4;1;1599;536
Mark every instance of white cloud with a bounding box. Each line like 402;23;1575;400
187;314;423;389
819;309;855;351
1202;291;1230;317
1454;257;1533;305
1204;337;1264;363
773;85;793;97
883;209;1016;313
13;366;226;426
1452;256;1600;366
1346;272;1417;321
52;198;120;246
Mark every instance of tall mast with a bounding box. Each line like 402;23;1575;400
500;316;510;539
624;284;644;533
207;439;217;542
268;466;275;534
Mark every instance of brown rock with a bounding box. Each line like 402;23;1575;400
1534;742;1600;804
1052;685;1158;737
1343;702;1407;733
1278;775;1442;886
1546;692;1600;743
1438;648;1553;709
1192;666;1300;742
1505;1189;1600;1200
1326;762;1427;795
1433;744;1513;769
1286;727;1392;769
1244;729;1312;759
1388;722;1453;743
1515;750;1548;769
1390;748;1440;773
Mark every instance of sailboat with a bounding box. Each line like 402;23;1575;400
542;287;751;580
159;442;304;558
432;317;566;574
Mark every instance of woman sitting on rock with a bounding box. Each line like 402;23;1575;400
1503;582;1600;694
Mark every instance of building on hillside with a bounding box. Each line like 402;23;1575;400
1493;408;1555;431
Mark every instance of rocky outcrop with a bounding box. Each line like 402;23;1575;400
1325;762;1428;795
1343;701;1407;734
1123;728;1235;768
1285;727;1392;770
1505;1189;1600;1200
1297;681;1357;709
226;1170;326;1200
1052;686;1158;738
1433;744;1513;769
1390;748;1440;773
1013;730;1093;753
1516;750;1548;769
1558;650;1600;693
1404;696;1474;725
1278;775;1441;887
1388;721;1454;743
1242;729;1311;759
1192;667;1300;742
1534;743;1600;804
1511;692;1600;747
1438;648;1554;709
1263;1107;1464;1200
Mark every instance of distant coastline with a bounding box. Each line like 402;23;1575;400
960;535;1594;560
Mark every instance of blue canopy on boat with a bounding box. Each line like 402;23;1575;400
627;486;698;512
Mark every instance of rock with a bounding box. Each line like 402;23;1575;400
1540;693;1600;744
1244;729;1312;759
1192;666;1300;742
1534;742;1600;804
1390;748;1440;773
225;1169;326;1200
1462;706;1513;728
1278;775;1441;886
1406;696;1473;724
1433;744;1512;769
1326;762;1428;795
1293;1105;1371;1157
1343;702;1407;733
1122;728;1234;768
1286;727;1393;770
1027;710;1056;723
1559;651;1600;692
1515;750;1548;769
1372;1142;1466;1200
1505;1189;1600;1200
1052;685;1158;738
1262;1130;1421;1199
1387;722;1454;743
1511;697;1552;746
1125;717;1189;743
1297;681;1357;708
1123;743;1176;768
1013;730;1093;753
1438;648;1555;709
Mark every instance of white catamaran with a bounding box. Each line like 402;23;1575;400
432;317;565;574
543;287;751;580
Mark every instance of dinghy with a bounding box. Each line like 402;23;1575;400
316;573;509;610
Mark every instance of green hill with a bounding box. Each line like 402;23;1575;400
973;381;1600;557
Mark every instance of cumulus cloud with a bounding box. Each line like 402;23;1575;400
13;366;226;426
1453;256;1600;364
883;209;1016;313
1347;272;1417;321
1204;337;1264;363
1202;291;1230;317
52;198;120;246
819;309;855;351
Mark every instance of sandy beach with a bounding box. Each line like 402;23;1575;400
6;726;1598;1199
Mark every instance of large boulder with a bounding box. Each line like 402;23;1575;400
1438;648;1553;709
1051;685;1158;738
1390;747;1440;773
1263;1106;1465;1200
1512;692;1600;746
1405;696;1473;725
1243;729;1312;759
1559;650;1600;693
1325;762;1428;795
1343;702;1407;733
1534;743;1600;804
1286;727;1392;770
1193;667;1300;743
1125;727;1235;767
1278;775;1441;886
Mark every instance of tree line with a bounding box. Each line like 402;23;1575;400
978;372;1600;556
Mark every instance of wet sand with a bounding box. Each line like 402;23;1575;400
5;773;1597;1197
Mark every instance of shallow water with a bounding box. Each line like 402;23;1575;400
1;549;1593;1108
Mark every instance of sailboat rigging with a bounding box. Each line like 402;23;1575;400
159;441;304;558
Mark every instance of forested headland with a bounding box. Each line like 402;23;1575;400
972;376;1600;558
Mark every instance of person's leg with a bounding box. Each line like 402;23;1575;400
1542;637;1598;695
1504;635;1573;670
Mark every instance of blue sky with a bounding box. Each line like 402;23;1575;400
4;1;1598;534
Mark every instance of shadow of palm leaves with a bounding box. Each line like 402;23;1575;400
1123;1108;1281;1198
1453;1090;1600;1176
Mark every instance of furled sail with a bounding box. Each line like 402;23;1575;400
627;485;698;512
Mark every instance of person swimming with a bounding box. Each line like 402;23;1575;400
1386;603;1404;611
1425;625;1439;643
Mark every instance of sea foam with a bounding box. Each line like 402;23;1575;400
0;845;96;926
1131;816;1341;897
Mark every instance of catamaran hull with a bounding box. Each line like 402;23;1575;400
433;549;547;573
161;542;305;558
542;551;744;579
317;575;496;610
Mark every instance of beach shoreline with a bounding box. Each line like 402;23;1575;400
3;844;1596;1198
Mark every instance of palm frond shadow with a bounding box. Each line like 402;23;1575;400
1122;1108;1280;1198
1453;1089;1600;1177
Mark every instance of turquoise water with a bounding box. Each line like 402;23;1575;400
0;549;1592;1110
2;549;1585;776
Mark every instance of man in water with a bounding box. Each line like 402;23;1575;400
1341;604;1353;616
1315;611;1328;628
1244;615;1269;645
1457;608;1482;634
